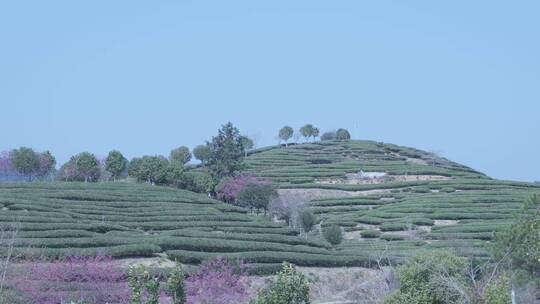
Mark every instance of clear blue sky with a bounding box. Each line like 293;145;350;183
1;1;538;181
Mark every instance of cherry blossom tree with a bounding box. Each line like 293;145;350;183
216;174;270;203
186;258;250;304
13;256;129;304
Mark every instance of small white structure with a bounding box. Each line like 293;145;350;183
357;170;387;179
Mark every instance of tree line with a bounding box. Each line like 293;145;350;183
0;122;351;219
1;122;351;185
278;124;351;145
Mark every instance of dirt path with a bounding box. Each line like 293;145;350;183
277;188;391;201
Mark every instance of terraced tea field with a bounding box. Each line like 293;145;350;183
246;140;540;259
0;140;538;272
246;140;485;186
0;182;398;273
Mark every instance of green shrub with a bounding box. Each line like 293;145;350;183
127;264;160;304
411;218;434;226
323;225;343;247
483;274;511;304
492;194;540;274
412;187;430;193
299;209;317;234
380;222;410;232
254;262;310;304
166;264;186;304
360;230;381;238
383;250;467;304
380;234;406;241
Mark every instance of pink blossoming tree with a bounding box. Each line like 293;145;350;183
13;256;130;304
216;174;270;203
186;257;251;304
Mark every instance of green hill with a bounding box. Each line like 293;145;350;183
245;140;539;257
0;140;538;272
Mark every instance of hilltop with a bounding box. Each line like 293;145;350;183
244;140;538;255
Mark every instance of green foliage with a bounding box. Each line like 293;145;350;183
299;124;317;141
278;126;294;145
11;147;40;177
323;225;343;247
166;264;186;304
483;274;511;304
360;229;381;238
320;131;336;141
193;145;210;165
105;150;127;180
236;183;277;213
380;234;406;241
492;194;540;274
299;209;317;234
167;162;186;187
254;262;310;304
169;169;216;194
207;122;245;178
335;128;351;140
129;156;169;184
61;152;101;182
74;152;101;182
128;157;142;178
0;183;349;269
170;146;192;165
440;187;456;193
380;222;410;232
193;173;217;194
127;264;160;304
384;250;467;304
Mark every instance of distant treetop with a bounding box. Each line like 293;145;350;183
335;128;351;140
278;126;294;146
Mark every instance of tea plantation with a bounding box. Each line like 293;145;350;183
1;140;538;272
245;140;540;260
0;182;385;273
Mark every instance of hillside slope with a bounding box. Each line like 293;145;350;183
0;182;379;273
0;140;538;272
246;140;539;258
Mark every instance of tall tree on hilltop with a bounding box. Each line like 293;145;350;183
207;122;245;178
61;152;101;182
300;124;317;142
278;126;294;146
193;145;210;165
169;146;192;165
335;128;351;141
105;150;127;181
10;147;40;180
73;152;101;182
129;155;169;185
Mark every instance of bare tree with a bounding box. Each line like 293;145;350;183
358;242;398;303
269;193;307;230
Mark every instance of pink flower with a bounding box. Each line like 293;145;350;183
13;256;130;304
217;174;270;203
186;257;251;304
